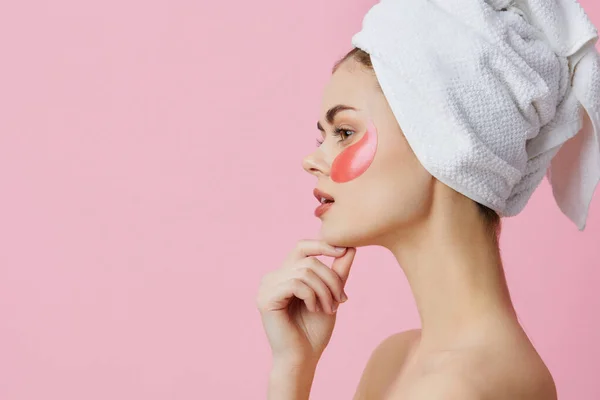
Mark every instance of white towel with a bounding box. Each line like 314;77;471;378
351;0;600;230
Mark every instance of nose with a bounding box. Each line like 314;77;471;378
302;150;330;177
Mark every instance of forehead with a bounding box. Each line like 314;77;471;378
321;59;379;113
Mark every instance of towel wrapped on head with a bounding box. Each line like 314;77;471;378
351;0;600;230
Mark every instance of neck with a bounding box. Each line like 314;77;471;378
383;200;520;350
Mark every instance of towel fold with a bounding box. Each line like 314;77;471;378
352;0;600;230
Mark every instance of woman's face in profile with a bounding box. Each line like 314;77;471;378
303;57;434;248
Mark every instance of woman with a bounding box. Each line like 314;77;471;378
256;1;599;398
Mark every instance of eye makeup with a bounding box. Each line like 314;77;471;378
316;127;354;146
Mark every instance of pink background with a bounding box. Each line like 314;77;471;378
0;1;599;399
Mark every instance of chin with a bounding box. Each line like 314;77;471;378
318;219;382;248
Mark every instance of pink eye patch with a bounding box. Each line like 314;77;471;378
331;120;378;183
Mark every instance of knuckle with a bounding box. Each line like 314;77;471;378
313;281;329;297
297;267;313;279
330;271;344;286
294;258;312;271
306;256;321;267
289;278;302;290
303;257;322;272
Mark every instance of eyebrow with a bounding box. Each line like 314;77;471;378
317;105;358;132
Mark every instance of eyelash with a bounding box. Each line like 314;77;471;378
316;127;355;147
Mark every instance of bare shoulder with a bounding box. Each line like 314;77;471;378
368;328;421;361
386;373;557;400
395;373;483;399
385;341;557;400
353;329;421;400
353;328;556;400
387;368;556;400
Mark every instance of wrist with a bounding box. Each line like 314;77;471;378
271;356;318;377
268;357;319;400
272;352;320;371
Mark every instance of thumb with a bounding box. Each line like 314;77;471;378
331;247;356;284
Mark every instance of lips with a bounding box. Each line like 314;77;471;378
313;188;335;218
313;188;335;204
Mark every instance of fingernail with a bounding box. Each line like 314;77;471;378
331;303;338;313
340;292;348;302
334;247;346;252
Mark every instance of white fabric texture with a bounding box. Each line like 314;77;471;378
351;0;600;230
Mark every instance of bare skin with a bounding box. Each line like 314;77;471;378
257;56;557;399
355;327;556;399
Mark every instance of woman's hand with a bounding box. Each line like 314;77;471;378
256;240;356;366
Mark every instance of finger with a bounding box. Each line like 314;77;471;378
299;257;346;303
294;267;337;314
271;278;318;313
331;247;357;285
286;239;346;262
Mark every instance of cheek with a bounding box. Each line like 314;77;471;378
330;120;378;183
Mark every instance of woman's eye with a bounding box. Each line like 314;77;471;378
314;128;355;147
334;128;355;142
